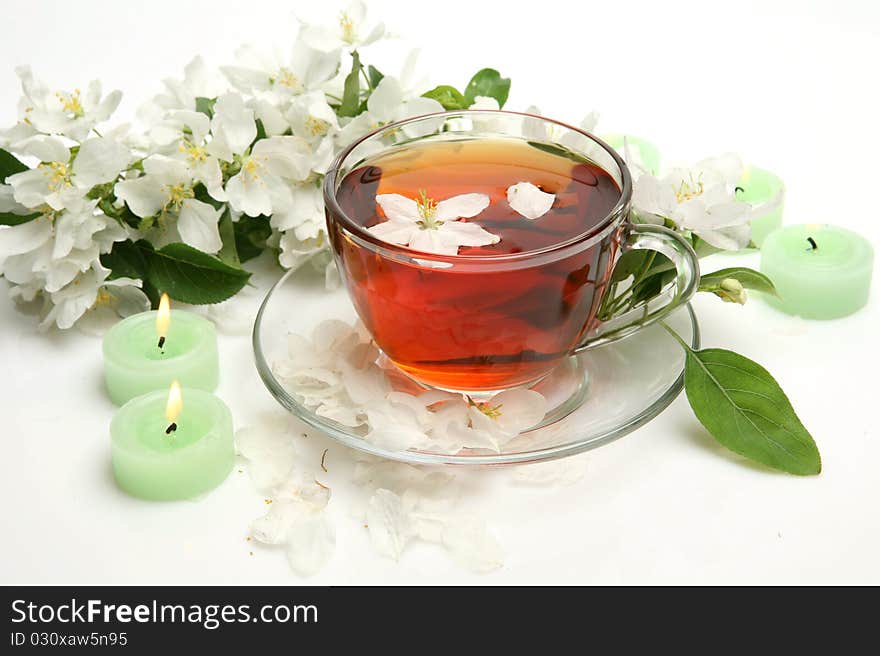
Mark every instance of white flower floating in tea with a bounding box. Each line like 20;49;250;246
506;181;556;220
272;319;548;454
368;190;499;255
632;153;752;250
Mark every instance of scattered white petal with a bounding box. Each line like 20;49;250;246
507;182;555;220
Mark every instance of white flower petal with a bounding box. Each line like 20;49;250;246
208;93;257;160
366;489;413;561
437;220;500;248
442;516;504;573
114;175;167;218
14;135;69;163
73;137;132;188
506;182;555;220
0;217;52;256
434;193;490;221
368;219;417;245
408;228;460;256
375;193;419;223
177;199;223;253
490;389;547;434
285;511;335;576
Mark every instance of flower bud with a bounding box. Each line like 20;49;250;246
715;278;747;304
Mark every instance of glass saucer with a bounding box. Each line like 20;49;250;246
253;266;700;466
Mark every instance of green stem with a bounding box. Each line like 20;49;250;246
660;321;692;352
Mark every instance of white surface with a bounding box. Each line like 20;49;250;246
1;0;879;585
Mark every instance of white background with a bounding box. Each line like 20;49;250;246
1;0;878;584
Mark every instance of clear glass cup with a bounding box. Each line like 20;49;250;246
323;111;699;394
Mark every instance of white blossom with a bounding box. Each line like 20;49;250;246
369;191;498;255
13;66;121;141
632;153;752;250
114;154;224;253
299;1;385;52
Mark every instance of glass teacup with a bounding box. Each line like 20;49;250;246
324;111;699;394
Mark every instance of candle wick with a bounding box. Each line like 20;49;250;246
735;186;744;194
807;237;818;250
165;422;177;435
157;335;166;349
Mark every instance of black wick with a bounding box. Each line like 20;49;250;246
157;335;166;349
165;422;177;435
807;237;818;250
735;186;745;194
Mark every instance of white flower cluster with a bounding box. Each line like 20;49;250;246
273;319;548;454
0;1;447;330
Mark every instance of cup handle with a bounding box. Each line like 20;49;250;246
574;223;700;353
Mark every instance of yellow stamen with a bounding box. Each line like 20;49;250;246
674;174;704;203
305;116;330;137
56;89;84;118
339;12;356;43
163;183;194;213
39;162;72;191
94;288;114;307
274;68;303;92
178;140;207;164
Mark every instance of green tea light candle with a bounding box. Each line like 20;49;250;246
103;294;219;405
603;134;661;175
760;224;874;319
111;383;234;500
736;165;785;246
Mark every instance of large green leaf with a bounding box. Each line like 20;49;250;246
101;240;148;280
422;85;468;110
141;242;251;305
671;331;821;475
0;148;28;183
464;68;510;108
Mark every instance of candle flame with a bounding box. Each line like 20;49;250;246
156;293;171;340
805;223;823;232
165;380;183;424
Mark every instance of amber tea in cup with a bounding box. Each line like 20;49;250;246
326;112;699;394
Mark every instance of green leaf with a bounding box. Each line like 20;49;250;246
422;85;468;110
667;328;821;475
527;141;591;164
141;242;251;305
610;250;652;283
367;65;384;89
464;68;510;108
338;51;363;118
699;267;778;296
216;209;240;266
195;96;216;118
0;148;29;183
0;211;41;226
100;240;148;280
234;214;273;263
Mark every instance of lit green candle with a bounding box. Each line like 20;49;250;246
602;133;661;175
103;294;219;405
760;224;874;319
736;165;785;246
110;382;234;500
